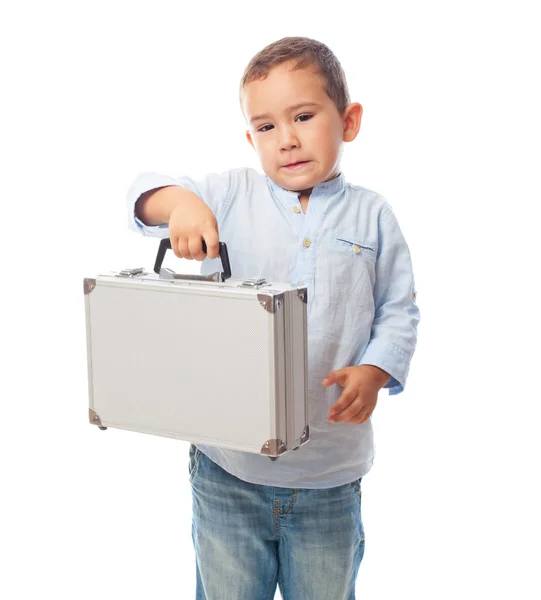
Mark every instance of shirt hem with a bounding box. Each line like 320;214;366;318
197;448;375;489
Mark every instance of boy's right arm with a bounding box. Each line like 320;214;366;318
127;171;234;261
135;185;219;260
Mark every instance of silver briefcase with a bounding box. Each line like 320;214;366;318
84;239;309;459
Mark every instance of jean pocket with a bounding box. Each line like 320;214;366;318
189;444;202;483
351;476;363;500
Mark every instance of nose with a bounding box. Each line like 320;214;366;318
279;125;300;151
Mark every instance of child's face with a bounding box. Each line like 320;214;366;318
242;61;361;192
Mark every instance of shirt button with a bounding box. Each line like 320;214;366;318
303;238;311;248
292;206;301;214
353;245;361;254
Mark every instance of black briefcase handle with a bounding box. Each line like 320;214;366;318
153;238;232;282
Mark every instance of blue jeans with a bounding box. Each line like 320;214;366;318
189;444;365;600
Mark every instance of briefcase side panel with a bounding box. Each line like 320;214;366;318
84;280;97;422
295;288;309;447
285;288;309;450
271;301;287;451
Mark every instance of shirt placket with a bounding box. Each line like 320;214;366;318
295;194;325;314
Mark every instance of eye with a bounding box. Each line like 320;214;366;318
296;114;313;122
257;124;274;132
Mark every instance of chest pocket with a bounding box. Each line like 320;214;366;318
323;235;377;308
334;237;376;258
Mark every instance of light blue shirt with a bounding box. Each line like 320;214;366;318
126;168;420;488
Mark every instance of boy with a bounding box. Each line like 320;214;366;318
127;37;419;600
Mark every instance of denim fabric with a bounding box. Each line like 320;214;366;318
189;444;365;600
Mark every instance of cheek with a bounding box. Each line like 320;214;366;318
308;120;338;145
254;138;274;163
324;126;342;157
324;121;342;144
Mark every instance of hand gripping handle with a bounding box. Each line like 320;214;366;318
153;238;232;281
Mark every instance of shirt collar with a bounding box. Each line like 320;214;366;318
266;172;346;203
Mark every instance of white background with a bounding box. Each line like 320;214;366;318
1;0;540;598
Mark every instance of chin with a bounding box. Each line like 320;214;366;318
281;175;320;191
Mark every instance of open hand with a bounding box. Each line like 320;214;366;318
322;365;390;424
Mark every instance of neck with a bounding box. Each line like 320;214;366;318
299;190;310;213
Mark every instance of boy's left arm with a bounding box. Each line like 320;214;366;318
323;207;420;424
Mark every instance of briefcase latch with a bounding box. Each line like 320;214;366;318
240;277;268;288
116;267;146;278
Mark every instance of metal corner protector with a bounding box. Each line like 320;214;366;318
261;438;287;457
89;408;102;426
84;278;96;295
297;288;307;304
257;292;284;314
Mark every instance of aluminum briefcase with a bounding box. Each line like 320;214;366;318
84;239;309;459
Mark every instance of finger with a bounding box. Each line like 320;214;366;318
170;236;181;259
356;411;371;424
331;397;363;422
203;229;220;260
176;237;191;260
329;387;358;416
322;369;348;387
350;409;371;425
188;236;206;261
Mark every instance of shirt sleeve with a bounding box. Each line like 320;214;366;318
358;207;420;395
126;170;234;237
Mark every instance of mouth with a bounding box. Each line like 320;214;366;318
283;160;311;170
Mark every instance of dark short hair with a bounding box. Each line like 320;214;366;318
240;37;350;113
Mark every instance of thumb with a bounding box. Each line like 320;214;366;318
322;369;348;387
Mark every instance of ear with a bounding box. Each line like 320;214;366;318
246;130;255;149
342;103;363;143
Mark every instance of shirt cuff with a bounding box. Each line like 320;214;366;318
358;339;411;395
127;172;181;236
133;216;169;237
